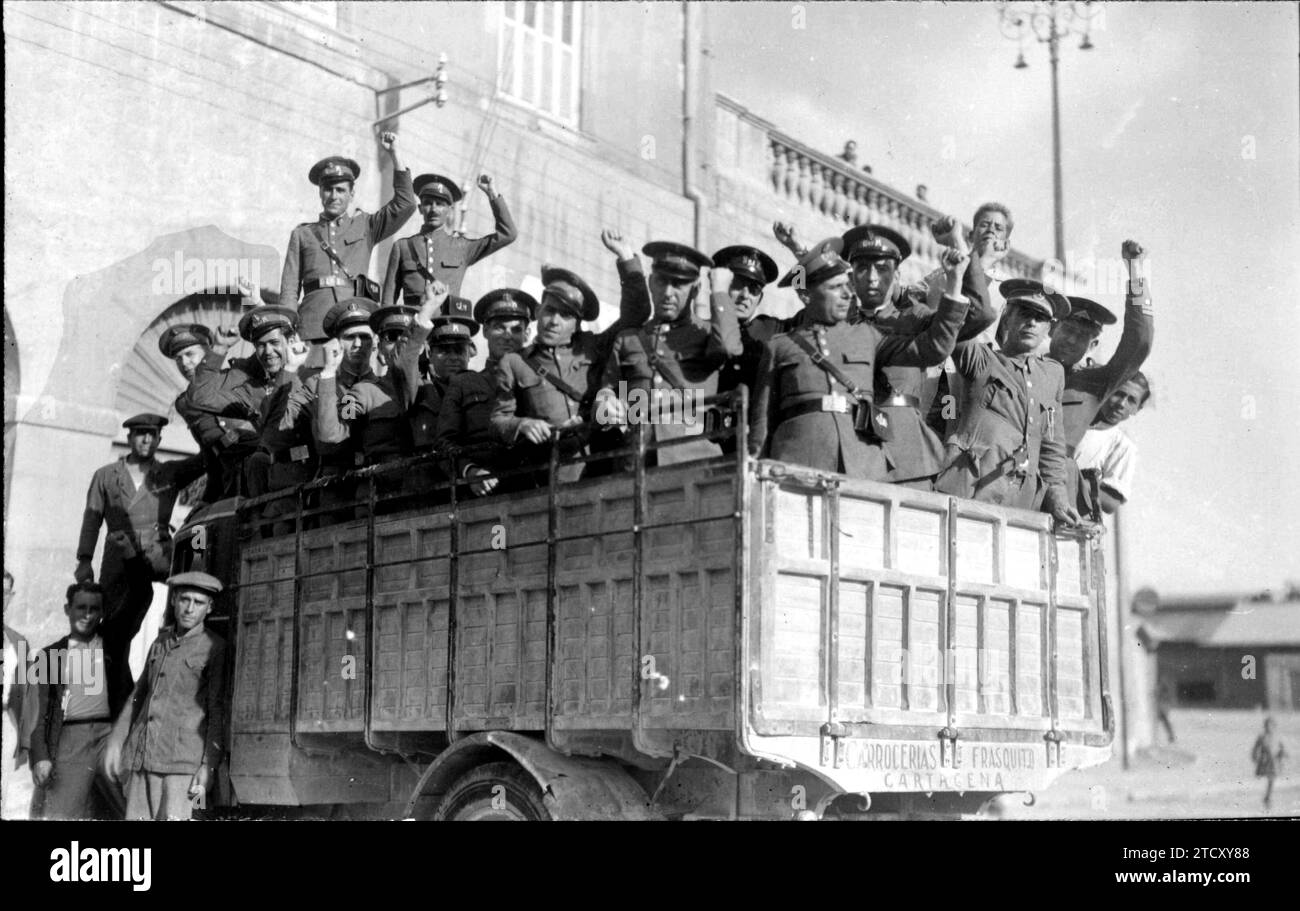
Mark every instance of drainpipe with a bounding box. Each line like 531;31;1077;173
682;1;705;252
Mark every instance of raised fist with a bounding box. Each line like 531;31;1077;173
380;131;398;151
422;279;450;310
930;215;960;246
214;326;241;349
287;338;311;372
477;174;495;196
709;266;734;295
600;229;635;261
320;338;344;376
1121;240;1145;261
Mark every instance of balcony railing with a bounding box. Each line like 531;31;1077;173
714;94;1043;283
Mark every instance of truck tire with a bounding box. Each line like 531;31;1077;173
433;761;553;821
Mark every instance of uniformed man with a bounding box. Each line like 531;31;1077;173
749;240;972;479
279;132;416;343
202;306;312;534
434;288;538;496
74;414;205;616
411;296;479;453
277;297;379;518
332;282;442;471
161;324;259;503
382;173;518;308
712;244;781;399
600;241;741;466
490;230;653;483
840;222;994;487
1050;240;1154;451
935;279;1080;524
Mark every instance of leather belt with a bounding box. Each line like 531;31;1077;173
877;392;921;409
303;275;350;293
779;398;859;423
259;446;314;465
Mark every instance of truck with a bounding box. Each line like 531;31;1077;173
172;391;1113;820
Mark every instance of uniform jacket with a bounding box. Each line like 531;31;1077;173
176;350;261;502
277;361;376;471
750;294;969;480
1060;285;1154;451
279;168;417;340
117;624;226;775
333;322;430;463
602;290;742;464
934;344;1069;511
30;555;154;767
381;195;518;306
861;260;993;481
411;377;451;452
77;455;205;598
436;367;498;451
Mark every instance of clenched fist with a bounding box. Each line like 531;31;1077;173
1121;239;1146;261
320;338;344;377
381;131;398;151
601;229;635;261
477;174;496;197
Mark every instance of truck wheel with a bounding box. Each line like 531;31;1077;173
434;762;553;820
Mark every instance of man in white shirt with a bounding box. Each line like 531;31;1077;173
1073;372;1150;514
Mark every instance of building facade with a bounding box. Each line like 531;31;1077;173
4;1;1051;650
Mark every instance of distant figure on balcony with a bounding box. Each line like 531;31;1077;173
837;140;859;167
749;239;971;481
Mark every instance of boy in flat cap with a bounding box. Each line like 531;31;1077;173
935;280;1080;524
599;241;742;466
75;414;205;616
382;172;518;308
839;220;995;487
490;229;653;483
434;288;538;496
106;572;226;821
1049;240;1154;450
750;241;972;479
280;133;415;343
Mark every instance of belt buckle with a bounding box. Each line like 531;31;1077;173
290;445;311;463
821;393;849;413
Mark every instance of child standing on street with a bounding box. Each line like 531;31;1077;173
1251;717;1286;810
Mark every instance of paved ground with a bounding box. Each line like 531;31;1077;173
1001;709;1299;819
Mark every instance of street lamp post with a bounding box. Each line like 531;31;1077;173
999;1;1100;265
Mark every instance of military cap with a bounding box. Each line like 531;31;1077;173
370;305;418;336
166;571;223;596
1064;296;1117;329
778;238;850;289
238;305;299;342
158;323;215;358
474;288;537;325
841;224;911;263
539;265;600;322
122;413;169;431
321;297;378;339
429;296;480;347
309;156;360;186
414;173;463;204
712;245;779;286
642;241;713;282
1001;279;1071;321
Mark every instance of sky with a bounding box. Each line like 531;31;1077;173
710;1;1300;598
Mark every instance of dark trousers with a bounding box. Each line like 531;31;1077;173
33;721;122;820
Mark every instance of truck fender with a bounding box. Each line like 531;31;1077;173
403;732;665;821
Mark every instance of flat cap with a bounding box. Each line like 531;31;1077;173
1002;279;1071;321
158;324;215;358
712;245;779;286
322;298;377;339
166;571;223;596
643;241;713;282
238;305;299;342
841;224;911;263
123;413;169;431
474;288;537;324
778;237;851;289
1064;296;1117;329
414;173;462;204
540;265;600;322
309;156;360;186
369;305;418;336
